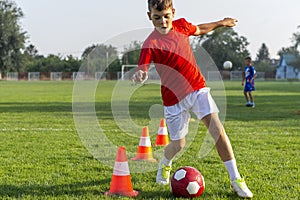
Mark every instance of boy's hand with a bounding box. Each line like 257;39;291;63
222;18;238;27
132;70;148;84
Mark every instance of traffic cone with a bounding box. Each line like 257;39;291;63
155;118;170;146
132;126;157;162
105;146;139;197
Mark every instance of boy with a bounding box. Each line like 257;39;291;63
132;0;253;198
242;57;257;107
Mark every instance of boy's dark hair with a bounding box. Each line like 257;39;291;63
148;0;173;11
245;56;252;61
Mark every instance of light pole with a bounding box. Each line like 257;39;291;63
106;51;109;69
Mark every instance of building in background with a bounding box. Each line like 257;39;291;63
276;54;300;80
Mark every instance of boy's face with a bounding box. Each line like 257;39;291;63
148;8;175;35
245;59;251;66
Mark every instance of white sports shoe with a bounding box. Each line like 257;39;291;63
156;163;171;185
231;178;253;198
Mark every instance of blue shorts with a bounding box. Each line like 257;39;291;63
244;82;255;92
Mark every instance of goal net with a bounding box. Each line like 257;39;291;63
28;72;40;81
95;72;106;80
120;64;160;81
73;72;86;81
121;65;138;80
230;71;242;81
230;71;265;81
255;72;265;81
6;72;18;81
207;71;222;81
50;72;62;81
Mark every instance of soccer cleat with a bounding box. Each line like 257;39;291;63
231;178;253;198
246;102;252;107
251;102;255;108
156;163;172;185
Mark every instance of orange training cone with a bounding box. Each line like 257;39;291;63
155;118;170;146
132;126;157;162
105;146;139;197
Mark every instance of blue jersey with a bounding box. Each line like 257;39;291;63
244;66;256;92
244;66;256;84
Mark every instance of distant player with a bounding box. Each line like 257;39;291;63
132;0;253;198
242;57;257;107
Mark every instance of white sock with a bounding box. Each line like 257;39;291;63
224;158;241;181
161;156;172;167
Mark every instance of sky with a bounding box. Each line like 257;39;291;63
14;0;300;59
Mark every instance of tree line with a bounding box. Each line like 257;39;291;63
1;0;300;75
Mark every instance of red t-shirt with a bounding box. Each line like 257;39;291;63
138;18;206;106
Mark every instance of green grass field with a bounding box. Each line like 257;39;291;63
0;80;299;199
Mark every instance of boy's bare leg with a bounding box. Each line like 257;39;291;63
202;113;253;198
164;138;186;160
201;113;233;161
244;92;249;103
156;138;185;185
249;92;254;102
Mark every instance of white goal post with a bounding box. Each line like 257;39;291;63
207;71;222;81
121;64;160;81
230;71;265;81
95;72;106;80
255;72;265;81
50;72;62;81
6;72;19;81
230;71;242;81
28;72;40;81
121;65;138;80
73;72;86;81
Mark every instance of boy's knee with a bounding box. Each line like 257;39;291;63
173;139;186;152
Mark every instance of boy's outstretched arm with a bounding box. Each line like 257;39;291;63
193;18;238;36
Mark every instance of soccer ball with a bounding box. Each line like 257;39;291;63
171;166;205;198
223;61;233;69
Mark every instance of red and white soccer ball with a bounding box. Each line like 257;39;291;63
171;166;205;198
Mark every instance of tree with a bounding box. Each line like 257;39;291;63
256;43;270;62
24;53;82;73
277;46;299;57
292;25;300;48
63;55;82;72
121;41;142;65
81;44;120;74
194;27;250;70
253;43;274;73
290;54;300;78
254;60;275;72
22;44;39;72
0;0;26;72
81;44;96;59
25;44;38;57
279;25;300;56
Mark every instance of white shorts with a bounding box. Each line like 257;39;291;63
164;88;219;141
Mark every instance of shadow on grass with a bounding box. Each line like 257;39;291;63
0;179;109;198
0;102;73;113
226;95;300;121
139;189;240;199
1;94;299;123
0;179;246;199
